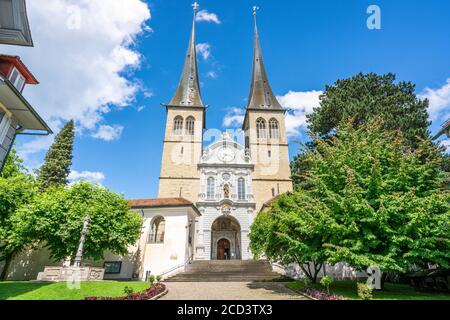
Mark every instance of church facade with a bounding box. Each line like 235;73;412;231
122;7;293;280
113;6;293;280
195;132;255;261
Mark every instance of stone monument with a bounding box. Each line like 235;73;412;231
37;215;105;282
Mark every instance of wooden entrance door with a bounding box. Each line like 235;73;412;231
217;239;231;260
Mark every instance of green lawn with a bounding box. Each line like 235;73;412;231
287;280;450;300
0;281;150;300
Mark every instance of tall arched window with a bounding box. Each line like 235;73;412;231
256;118;267;139
173;116;183;135
185;116;195;135
238;178;246;201
149;216;165;244
269;119;279;139
207;177;215;200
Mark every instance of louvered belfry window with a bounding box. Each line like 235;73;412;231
256;118;267;139
173;116;183;135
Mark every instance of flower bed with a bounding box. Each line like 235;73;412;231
85;283;166;300
299;287;345;300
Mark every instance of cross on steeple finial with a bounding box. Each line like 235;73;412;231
193;2;200;12
253;6;259;16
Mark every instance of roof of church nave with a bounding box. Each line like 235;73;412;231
128;198;200;215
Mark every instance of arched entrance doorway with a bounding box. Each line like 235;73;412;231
211;216;241;260
217;239;231;260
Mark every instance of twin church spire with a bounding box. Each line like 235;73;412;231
168;2;204;108
247;7;283;110
168;4;282;111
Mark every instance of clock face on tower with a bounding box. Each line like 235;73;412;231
218;147;235;162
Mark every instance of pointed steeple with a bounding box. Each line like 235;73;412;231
246;7;283;110
169;2;204;108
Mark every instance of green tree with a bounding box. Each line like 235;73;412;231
37;120;75;190
0;150;37;281
252;119;450;281
309;119;449;272
292;73;434;190
250;192;335;282
13;182;142;263
441;153;450;174
1;149;26;179
290;141;315;190
307;73;431;148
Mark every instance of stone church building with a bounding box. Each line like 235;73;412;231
131;7;292;277
119;7;293;281
3;8;296;281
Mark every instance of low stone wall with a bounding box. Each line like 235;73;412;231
273;262;367;281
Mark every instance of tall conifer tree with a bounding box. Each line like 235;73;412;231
38;120;74;190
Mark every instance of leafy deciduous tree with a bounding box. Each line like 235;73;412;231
0;150;37;281
252;119;450;282
13;182;143;263
250;192;335;282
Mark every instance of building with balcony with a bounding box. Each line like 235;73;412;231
0;0;51;172
0;55;52;171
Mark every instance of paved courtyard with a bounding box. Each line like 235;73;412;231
160;282;308;300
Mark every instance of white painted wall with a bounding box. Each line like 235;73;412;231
99;207;198;281
3;246;55;281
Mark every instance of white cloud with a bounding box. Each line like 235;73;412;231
419;78;450;120
277;90;322;137
18;135;55;164
1;0;151;155
196;10;221;24
92;125;124;141
223;108;245;127
69;170;105;184
222;91;322;136
206;71;218;79
196;43;211;61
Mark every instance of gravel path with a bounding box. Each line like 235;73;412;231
160;282;307;300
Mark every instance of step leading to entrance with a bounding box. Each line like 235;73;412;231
165;260;288;282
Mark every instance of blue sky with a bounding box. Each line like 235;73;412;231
3;0;450;199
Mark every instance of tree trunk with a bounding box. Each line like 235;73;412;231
380;272;387;290
0;254;13;281
298;263;315;283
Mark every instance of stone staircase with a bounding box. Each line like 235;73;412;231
165;260;288;282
